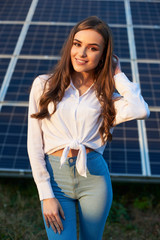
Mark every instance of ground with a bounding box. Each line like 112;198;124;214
0;178;159;240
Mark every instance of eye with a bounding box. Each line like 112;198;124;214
89;47;98;51
73;42;81;47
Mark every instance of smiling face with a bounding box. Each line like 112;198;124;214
70;29;104;76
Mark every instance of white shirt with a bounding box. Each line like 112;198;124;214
27;72;150;200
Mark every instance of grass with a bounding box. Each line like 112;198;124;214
0;178;160;240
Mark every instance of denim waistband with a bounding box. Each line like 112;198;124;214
46;150;102;168
46;150;101;162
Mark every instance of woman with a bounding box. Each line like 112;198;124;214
27;16;150;240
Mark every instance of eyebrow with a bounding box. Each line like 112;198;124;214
73;39;100;47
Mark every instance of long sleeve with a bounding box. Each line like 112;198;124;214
27;76;55;201
113;72;150;126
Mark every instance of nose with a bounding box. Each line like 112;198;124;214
79;47;87;57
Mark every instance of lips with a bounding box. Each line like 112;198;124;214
75;58;88;65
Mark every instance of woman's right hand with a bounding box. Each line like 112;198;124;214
43;198;65;234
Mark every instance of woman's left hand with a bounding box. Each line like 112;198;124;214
112;54;122;75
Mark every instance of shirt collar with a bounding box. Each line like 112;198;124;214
70;79;95;94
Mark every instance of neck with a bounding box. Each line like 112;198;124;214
71;72;94;87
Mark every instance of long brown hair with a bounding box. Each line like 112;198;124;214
31;16;116;144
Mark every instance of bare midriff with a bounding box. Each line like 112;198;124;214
50;147;94;158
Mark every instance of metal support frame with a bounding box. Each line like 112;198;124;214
124;0;151;176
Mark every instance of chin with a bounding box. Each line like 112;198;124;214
72;66;93;73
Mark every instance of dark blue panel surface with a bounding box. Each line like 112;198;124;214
5;59;57;102
134;28;160;60
145;111;160;176
103;106;142;175
0;24;22;54
20;25;73;56
21;25;129;59
0;58;10;88
0;106;30;170
33;0;126;24
120;62;132;80
138;63;160;108
112;28;130;59
131;2;160;26
0;0;32;21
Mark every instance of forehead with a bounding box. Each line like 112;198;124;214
74;29;104;45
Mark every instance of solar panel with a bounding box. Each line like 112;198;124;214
0;24;22;54
134;28;160;59
112;27;130;59
4;59;57;102
131;1;160;26
138;63;160;107
0;58;10;88
0;0;32;21
32;0;126;24
145;111;160;176
20;25;73;56
104;120;142;175
20;25;129;58
0;106;29;169
0;0;160;181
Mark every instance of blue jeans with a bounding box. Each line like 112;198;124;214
41;151;113;240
